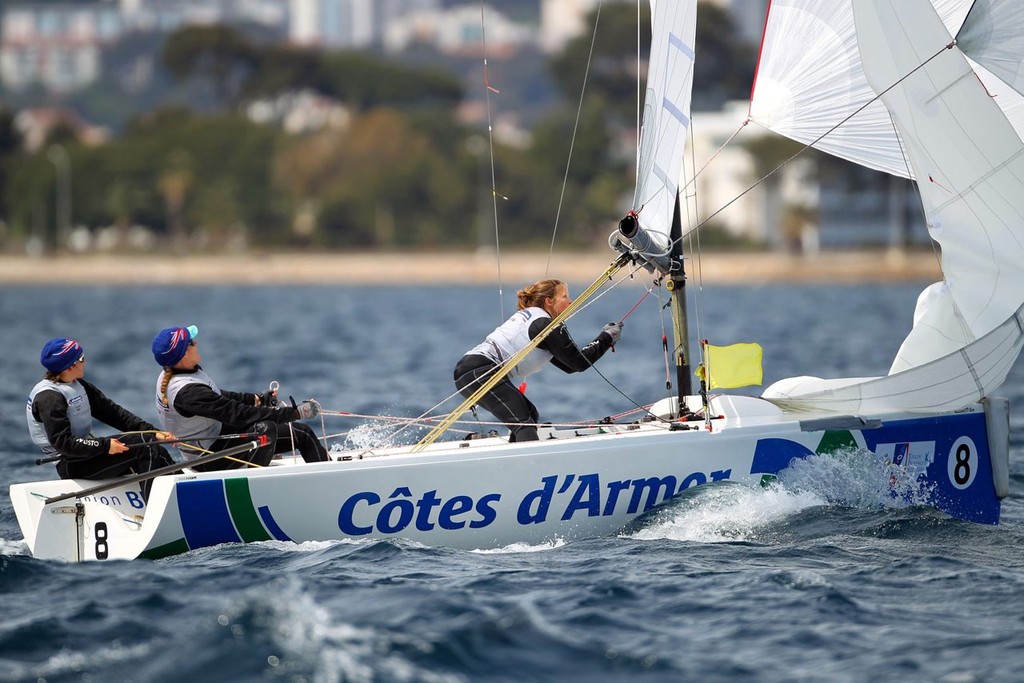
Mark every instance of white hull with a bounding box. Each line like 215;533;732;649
10;396;1010;562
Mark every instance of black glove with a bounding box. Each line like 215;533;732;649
601;321;623;345
257;390;280;407
291;397;320;420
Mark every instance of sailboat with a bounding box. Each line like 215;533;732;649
9;0;1017;562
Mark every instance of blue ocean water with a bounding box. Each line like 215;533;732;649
1;280;1023;682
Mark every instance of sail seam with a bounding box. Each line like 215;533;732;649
931;148;1024;213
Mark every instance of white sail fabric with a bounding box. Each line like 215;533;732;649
958;0;1024;97
765;304;1024;413
630;0;697;252
763;0;1024;413
748;0;1024;179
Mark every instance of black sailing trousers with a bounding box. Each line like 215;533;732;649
454;355;540;442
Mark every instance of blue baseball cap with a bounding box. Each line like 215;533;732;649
152;325;199;367
40;337;84;373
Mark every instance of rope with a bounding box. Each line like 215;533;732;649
413;255;628;451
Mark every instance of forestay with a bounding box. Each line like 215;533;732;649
762;0;1024;413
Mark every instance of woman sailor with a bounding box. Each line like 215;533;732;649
26;337;176;500
454;278;622;442
152;324;329;470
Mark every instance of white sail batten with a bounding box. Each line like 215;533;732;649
748;0;1024;179
630;0;697;251
764;0;1024;413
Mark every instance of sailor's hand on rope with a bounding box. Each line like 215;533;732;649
256;380;281;407
601;321;624;345
292;397;321;420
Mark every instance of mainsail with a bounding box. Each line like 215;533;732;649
763;0;1024;413
617;0;697;267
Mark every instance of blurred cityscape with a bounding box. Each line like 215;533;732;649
0;0;926;258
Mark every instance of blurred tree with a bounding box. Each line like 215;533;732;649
549;1;755;118
158;149;194;251
316;53;463;111
162;25;257;106
693;2;756;110
161;25;463;114
548;3;647;127
275;108;473;248
0;107;23;230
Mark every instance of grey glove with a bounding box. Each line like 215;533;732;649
601;322;623;345
293;399;321;420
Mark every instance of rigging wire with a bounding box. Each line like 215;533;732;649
545;2;604;277
684;120;707;372
479;0;505;319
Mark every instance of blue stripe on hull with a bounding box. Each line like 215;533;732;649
258;505;293;542
176;479;241;549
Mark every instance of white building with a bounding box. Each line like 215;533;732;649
383;4;531;56
538;0;602;55
289;0;438;50
0;4;121;92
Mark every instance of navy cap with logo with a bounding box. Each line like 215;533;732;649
40;338;84;374
152;325;199;367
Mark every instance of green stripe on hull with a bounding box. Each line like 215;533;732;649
140;537;190;560
225;478;273;542
816;430;857;455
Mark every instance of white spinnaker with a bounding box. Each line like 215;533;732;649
631;0;697;251
765;0;1024;413
765;305;1024;413
958;0;1024;98
748;0;1024;179
764;0;1024;413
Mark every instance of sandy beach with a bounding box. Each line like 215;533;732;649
0;249;942;285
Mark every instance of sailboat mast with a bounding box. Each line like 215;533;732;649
666;192;692;413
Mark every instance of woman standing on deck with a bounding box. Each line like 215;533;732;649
453;279;622;442
152;324;329;470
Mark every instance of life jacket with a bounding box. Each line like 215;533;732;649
26;379;92;456
156;368;222;459
466;306;553;379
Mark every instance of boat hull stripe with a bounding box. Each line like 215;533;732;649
225;478;273;543
258;506;293;542
176;479;242;549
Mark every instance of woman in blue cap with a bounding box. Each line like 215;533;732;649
152;324;329;470
26;337;176;500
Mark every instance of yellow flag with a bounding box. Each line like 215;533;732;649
695;342;763;390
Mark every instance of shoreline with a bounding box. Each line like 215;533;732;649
0;249;942;285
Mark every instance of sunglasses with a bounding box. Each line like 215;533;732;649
73;354;85;366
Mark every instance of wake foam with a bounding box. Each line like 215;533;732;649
777;448;935;509
629;447;936;543
628;483;825;543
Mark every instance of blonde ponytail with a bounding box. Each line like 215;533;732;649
517;279;564;311
159;368;173;406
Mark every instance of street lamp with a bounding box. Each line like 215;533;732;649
47;144;72;253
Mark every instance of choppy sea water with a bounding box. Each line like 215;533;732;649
1;281;1023;682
